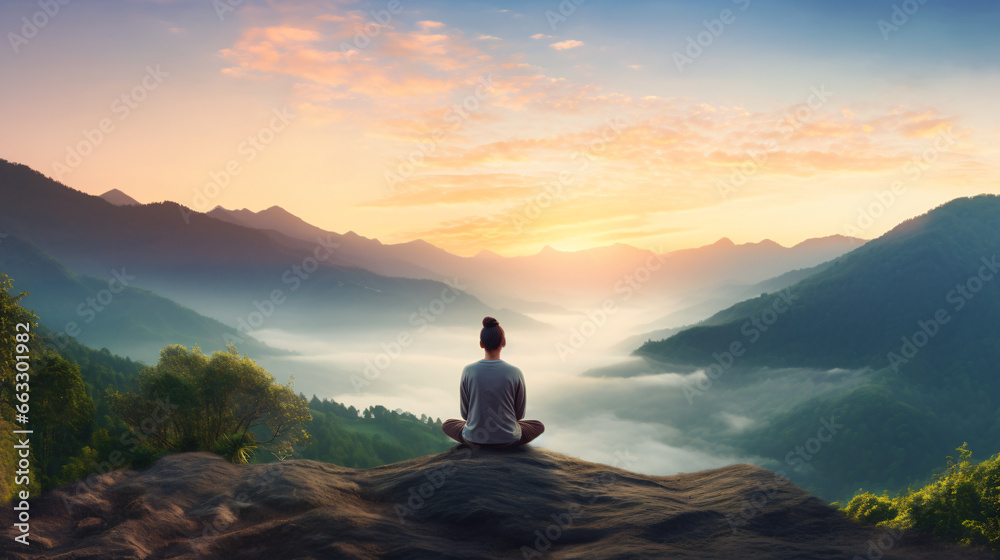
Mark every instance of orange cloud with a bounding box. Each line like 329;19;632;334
550;40;584;50
896;111;957;138
220;19;489;102
214;9;979;257
359;100;974;241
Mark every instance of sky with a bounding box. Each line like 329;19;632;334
2;0;999;256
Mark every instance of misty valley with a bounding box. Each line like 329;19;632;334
2;160;1000;556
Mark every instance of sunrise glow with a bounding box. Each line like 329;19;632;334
2;0;998;255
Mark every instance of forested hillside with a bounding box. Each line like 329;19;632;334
1;272;452;501
636;195;1000;499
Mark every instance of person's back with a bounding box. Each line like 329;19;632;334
460;359;525;444
442;317;545;448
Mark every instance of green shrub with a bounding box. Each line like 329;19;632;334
843;444;1000;550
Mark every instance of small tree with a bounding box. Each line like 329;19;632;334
33;352;94;484
108;345;310;462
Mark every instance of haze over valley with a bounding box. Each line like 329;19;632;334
5;160;998;504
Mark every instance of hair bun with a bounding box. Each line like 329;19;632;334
483;316;499;328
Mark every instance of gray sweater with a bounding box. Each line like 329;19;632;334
460;359;526;444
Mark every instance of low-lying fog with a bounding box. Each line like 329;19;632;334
252;307;870;478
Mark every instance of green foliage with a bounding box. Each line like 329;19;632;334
59;445;101;484
107;344;311;462
1;267;457;500
33;327;148;487
300;397;452;468
32;352;94;485
844;444;1000;549
0;272;36;411
843;491;897;525
57;426;158;482
212;432;258;464
3;271;148;494
738;378;955;499
0;272;40;500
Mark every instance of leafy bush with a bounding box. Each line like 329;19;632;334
107;344;311;462
843;443;1000;549
843;491;897;525
213;432;258;464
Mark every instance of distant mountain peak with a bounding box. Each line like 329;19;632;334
791;234;865;249
398;238;439;251
750;238;783;249
99;189;140;206
474;248;503;259
710;237;736;247
259;205;295;216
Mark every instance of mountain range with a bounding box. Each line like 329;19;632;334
0;158;865;361
0;160;536;362
633;194;1000;498
206;203;864;315
637;195;1000;376
4;159;1000;554
0;233;278;360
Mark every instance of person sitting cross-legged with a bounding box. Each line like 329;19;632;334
442;316;544;448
